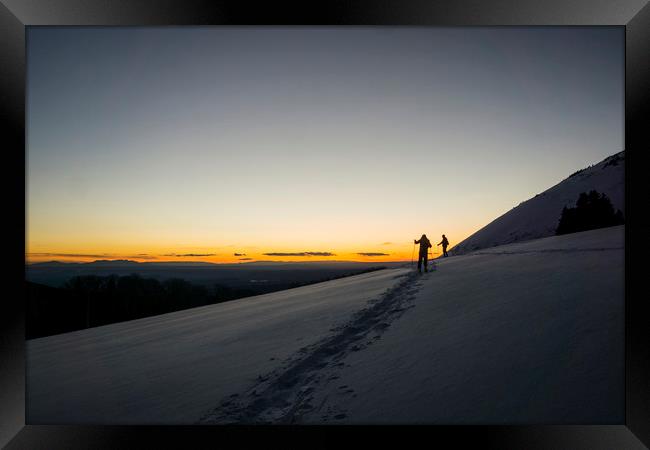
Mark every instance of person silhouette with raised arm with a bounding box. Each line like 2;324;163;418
414;234;432;273
437;234;449;257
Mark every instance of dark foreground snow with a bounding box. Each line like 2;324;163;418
27;226;624;424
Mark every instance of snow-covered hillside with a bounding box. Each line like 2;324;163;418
27;225;624;424
451;151;624;255
27;268;410;424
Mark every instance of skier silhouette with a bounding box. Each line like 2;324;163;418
414;234;432;273
437;234;449;257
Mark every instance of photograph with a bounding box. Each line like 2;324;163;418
25;26;626;426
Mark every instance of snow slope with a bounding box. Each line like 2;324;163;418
27;226;624;424
27;268;410;424
293;225;625;424
451;151;624;255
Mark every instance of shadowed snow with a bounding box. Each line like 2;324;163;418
27;226;623;424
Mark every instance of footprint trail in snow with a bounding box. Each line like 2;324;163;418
198;269;426;424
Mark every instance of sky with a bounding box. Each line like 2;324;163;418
26;27;624;264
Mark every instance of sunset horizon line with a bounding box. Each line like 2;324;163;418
25;243;447;264
25;256;413;265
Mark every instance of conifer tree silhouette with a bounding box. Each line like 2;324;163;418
556;190;624;235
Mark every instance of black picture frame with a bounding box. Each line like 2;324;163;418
2;1;649;448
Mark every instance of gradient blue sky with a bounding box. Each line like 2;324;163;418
26;27;624;262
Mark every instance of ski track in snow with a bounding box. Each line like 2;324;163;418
198;270;425;424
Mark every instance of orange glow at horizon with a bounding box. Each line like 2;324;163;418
25;229;471;264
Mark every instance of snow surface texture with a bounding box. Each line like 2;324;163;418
292;225;624;424
27;226;624;424
451;151;624;255
27;268;410;424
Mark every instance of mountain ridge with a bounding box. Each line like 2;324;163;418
451;150;624;255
